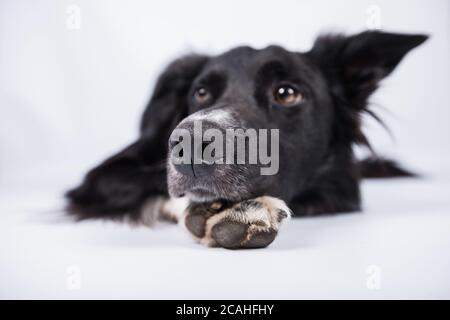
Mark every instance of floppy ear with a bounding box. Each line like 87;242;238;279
308;31;428;107
141;54;210;141
66;54;209;222
139;54;210;164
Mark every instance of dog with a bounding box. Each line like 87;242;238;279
66;31;427;249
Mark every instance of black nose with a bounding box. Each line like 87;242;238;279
169;138;216;177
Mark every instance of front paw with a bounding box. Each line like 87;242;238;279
182;197;291;249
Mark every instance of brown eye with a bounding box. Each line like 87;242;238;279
194;87;211;104
273;85;303;106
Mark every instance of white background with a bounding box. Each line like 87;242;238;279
0;0;449;299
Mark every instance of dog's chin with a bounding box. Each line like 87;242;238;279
169;184;241;203
167;172;247;203
167;162;261;204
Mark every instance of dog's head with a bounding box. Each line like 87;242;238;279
141;31;427;204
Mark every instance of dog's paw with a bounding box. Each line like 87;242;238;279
182;196;291;249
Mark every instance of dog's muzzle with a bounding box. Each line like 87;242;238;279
166;108;244;201
166;107;276;202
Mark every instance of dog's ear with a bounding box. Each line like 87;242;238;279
308;31;428;106
140;54;209;142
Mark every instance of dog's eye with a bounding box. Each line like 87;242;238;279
194;87;212;105
273;85;303;107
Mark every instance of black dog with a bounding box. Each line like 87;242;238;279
66;31;427;248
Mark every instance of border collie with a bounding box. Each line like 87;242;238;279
66;31;427;249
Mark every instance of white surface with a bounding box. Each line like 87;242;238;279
1;0;450;299
1;178;450;299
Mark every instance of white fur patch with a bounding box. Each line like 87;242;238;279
161;196;189;222
140;196;189;226
180;109;234;126
139;197;166;226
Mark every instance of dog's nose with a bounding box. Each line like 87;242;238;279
169;137;216;177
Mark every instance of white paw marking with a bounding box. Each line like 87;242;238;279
140;196;189;226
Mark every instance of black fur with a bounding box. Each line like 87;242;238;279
66;31;427;221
